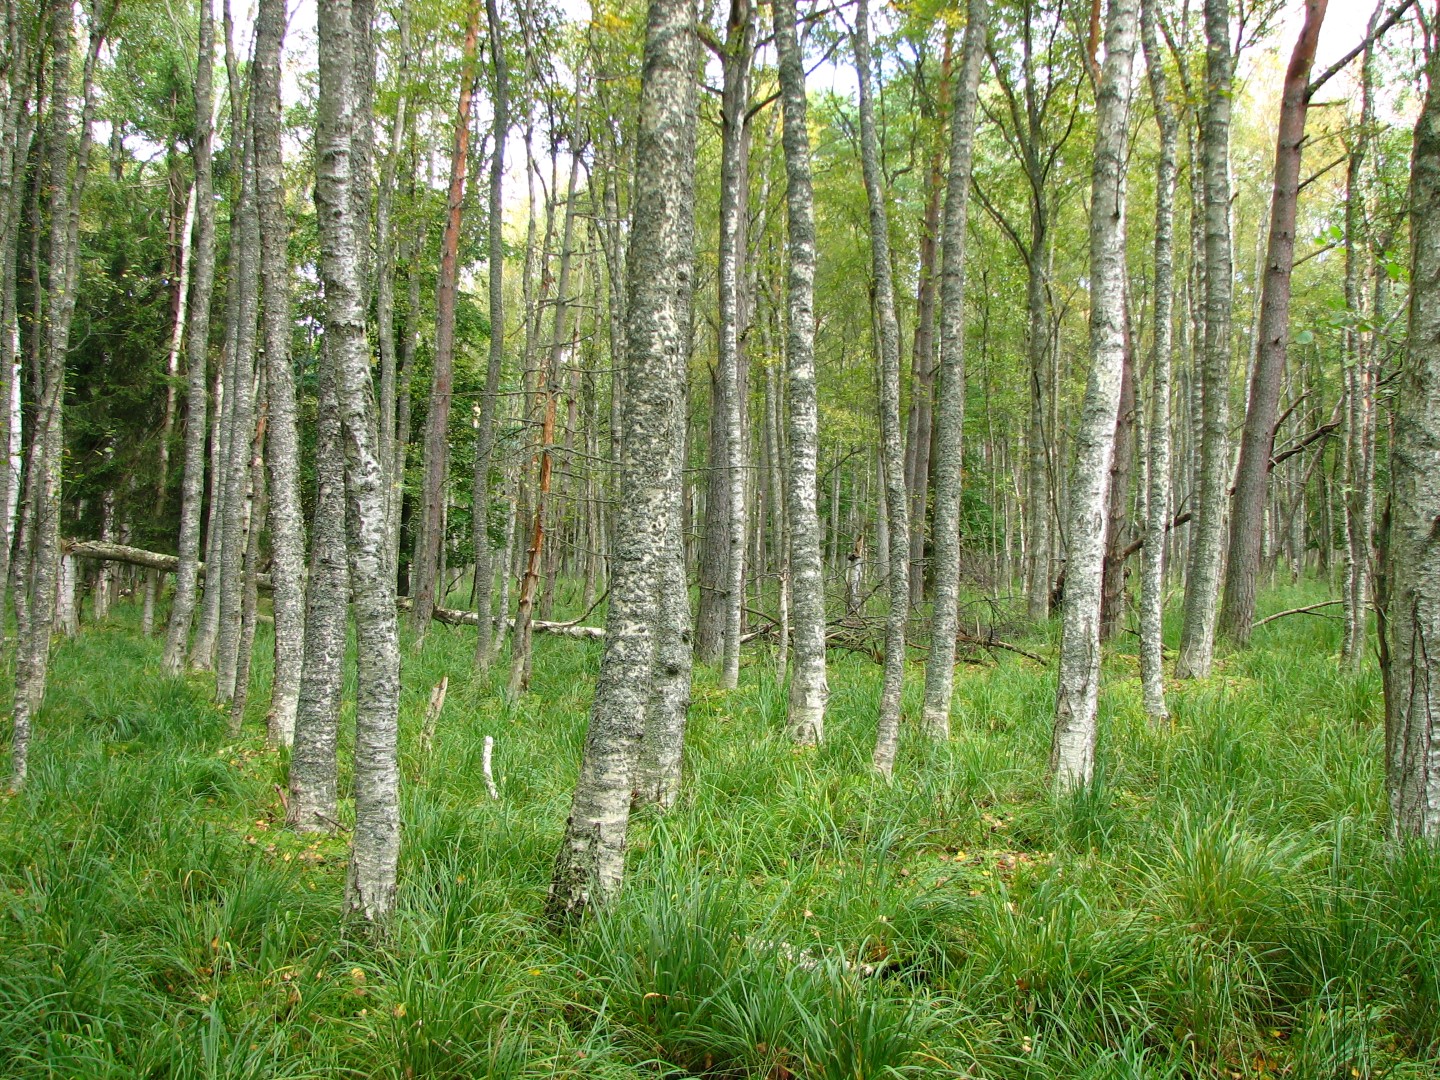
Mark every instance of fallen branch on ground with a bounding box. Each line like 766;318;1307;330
1251;599;1344;629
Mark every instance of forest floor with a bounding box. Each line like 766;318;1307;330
1;580;1438;1079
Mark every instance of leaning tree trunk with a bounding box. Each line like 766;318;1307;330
1175;0;1234;680
854;0;910;778
472;0;508;669
920;0;987;740
1050;0;1138;789
773;0;826;746
162;0;218;675
410;0;481;638
1381;36;1440;842
1217;0;1327;646
547;0;698;919
1138;0;1177;722
316;0;401;922
254;0;307;744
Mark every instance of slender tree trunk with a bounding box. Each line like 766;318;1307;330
316;0;401;921
717;0;754;690
254;0;306;744
511;154;580;693
162;2;216;672
375;3;409;579
1024;232;1052;621
1138;0;1176;722
773;0;826;745
472;0;508;669
10;0;104;788
1050;0;1138;788
547;0;698;918
1343;2;1383;668
1175;0;1234;679
213;112;260;705
410;0;481;637
920;0;987;739
1099;312;1136;641
1217;0;1327;646
854;0;910;777
1381;32;1440;841
230;373;267;733
143;181;198;634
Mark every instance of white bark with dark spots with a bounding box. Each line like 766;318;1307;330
548;0;697;917
1050;0;1138;788
922;0;988;739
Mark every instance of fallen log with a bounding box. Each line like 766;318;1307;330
65;539;605;640
64;539;273;590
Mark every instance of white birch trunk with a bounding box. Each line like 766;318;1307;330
1050;0;1138;788
1138;0;1176;722
316;0;401;921
547;0;698;917
773;0;827;745
854;0;910;777
921;0;988;738
1382;38;1440;841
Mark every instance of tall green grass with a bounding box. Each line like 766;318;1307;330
1;583;1436;1077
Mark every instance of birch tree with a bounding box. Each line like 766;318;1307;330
1137;0;1175;722
548;0;698;917
254;0;306;743
1382;14;1440;842
1049;0;1138;788
1217;0;1327;647
854;0;911;777
316;0;401;919
1174;0;1233;680
162;0;217;676
921;0;988;739
774;0;826;746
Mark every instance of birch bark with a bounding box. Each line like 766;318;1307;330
1050;0;1137;788
773;0;826;745
254;0;306;744
316;0;401;920
921;0;987;739
547;0;697;917
1175;0;1233;680
854;0;911;777
1138;0;1176;721
1382;29;1440;841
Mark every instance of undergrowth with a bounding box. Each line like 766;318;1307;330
0;580;1437;1078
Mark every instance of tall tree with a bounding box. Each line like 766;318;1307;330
922;0;988;739
162;0;218;676
1382;15;1440;841
854;0;910;777
472;0;508;668
548;0;698;917
716;0;754;690
1175;0;1233;680
10;0;107;787
315;0;401;919
1217;0;1328;646
253;0;306;743
774;0;826;745
1050;0;1138;787
410;0;481;637
1137;0;1176;722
